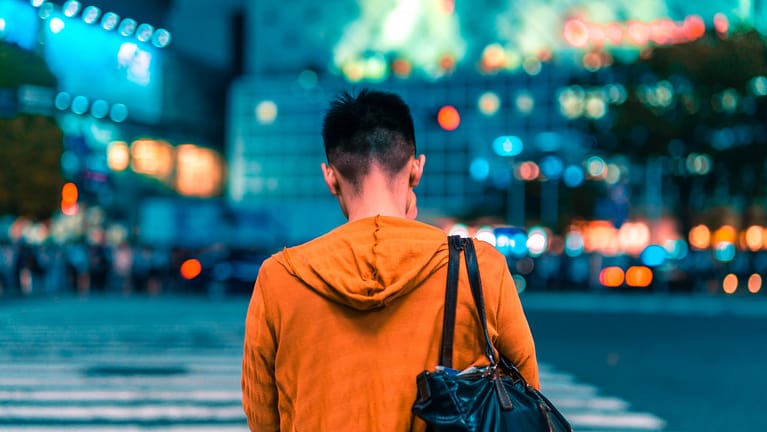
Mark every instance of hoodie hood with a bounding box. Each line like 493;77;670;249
275;215;448;310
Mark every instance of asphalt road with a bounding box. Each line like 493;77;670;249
524;294;767;432
0;292;765;431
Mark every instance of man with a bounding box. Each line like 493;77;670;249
241;89;538;431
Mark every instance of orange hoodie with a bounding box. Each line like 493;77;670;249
241;215;538;431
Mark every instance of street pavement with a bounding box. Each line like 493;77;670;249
2;292;763;431
524;291;767;432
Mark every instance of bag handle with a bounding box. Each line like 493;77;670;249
440;236;496;367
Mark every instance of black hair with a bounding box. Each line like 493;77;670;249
322;89;416;192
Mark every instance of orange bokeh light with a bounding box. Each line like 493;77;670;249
437;105;460;131
583;221;620;256
723;273;738;294
175;144;225;197
61;182;78;204
180;259;202;280
689;224;711;250
748;274;762;294
599;266;625;288
391;59;412;78
517;161;540;181
626;266;653;288
712;225;737;245
745;225;763;252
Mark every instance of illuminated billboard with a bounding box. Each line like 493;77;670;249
42;10;162;124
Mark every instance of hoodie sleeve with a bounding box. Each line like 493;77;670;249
241;267;279;431
491;256;540;390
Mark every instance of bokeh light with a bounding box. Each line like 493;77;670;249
107;141;130;171
437;105;460;131
516;161;540;181
118;18;136;37
101;12;119;31
689;225;711;250
475;226;496;247
540;155;563;180
71;95;89;115
563;165;585;188
151;28;172;48
526;226;548;257
640;245;667;267
512;274;527;293
515;91;535;114
599;266;624;288
62;0;80;17
586;156;607;178
745;225;763;252
255;100;278;125
495;227;527;258
712;225;737;245
180;258;202;280
82;5;100;24
469;157;490;182
61;182;78;216
565;231;585;257
626;266;653;288
723;273;738;294
747;274;762;294
48;17;65;34
478;91;501;116
713;242;736;263
493;136;523;157
448;223;469;238
136;23;154;42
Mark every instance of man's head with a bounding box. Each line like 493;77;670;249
320;89;425;220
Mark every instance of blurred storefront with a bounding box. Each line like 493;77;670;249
1;0;230;248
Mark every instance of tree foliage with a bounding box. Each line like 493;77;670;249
0;115;64;220
0;42;62;220
0;41;56;87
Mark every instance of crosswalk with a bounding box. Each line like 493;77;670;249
537;365;666;431
0;296;666;431
0;354;666;431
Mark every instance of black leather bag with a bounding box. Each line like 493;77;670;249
412;236;573;432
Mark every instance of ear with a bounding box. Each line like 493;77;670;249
321;162;340;195
409;154;426;187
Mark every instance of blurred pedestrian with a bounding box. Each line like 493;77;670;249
65;241;90;295
111;242;133;294
132;246;152;293
241;90;539;431
0;240;15;296
88;242;110;293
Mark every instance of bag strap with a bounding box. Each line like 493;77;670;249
462;238;498;366
440;236;496;367
439;235;463;368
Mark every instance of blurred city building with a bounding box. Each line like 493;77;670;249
223;0;767;296
2;0;767;296
227;0;767;242
1;0;234;249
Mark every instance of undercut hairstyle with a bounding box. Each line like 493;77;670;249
322;89;416;192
